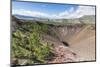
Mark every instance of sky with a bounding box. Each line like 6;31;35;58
12;1;95;19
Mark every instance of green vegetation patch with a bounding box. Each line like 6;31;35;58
11;21;54;65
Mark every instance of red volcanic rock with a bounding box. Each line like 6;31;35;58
48;46;77;63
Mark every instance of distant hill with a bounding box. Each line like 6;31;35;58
79;15;95;24
12;15;95;25
14;14;37;20
56;15;95;24
14;14;49;21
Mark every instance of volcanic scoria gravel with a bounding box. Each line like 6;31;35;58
48;46;78;63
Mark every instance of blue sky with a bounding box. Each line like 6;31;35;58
12;1;95;19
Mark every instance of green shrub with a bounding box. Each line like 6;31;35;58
11;22;53;65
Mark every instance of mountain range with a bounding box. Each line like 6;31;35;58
13;14;95;24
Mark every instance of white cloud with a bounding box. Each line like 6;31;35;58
12;6;95;19
59;7;74;17
58;6;95;19
12;9;50;18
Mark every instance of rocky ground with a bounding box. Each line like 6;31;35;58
48;46;78;63
11;16;96;65
44;25;96;63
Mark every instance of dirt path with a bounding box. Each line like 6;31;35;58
70;36;95;61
